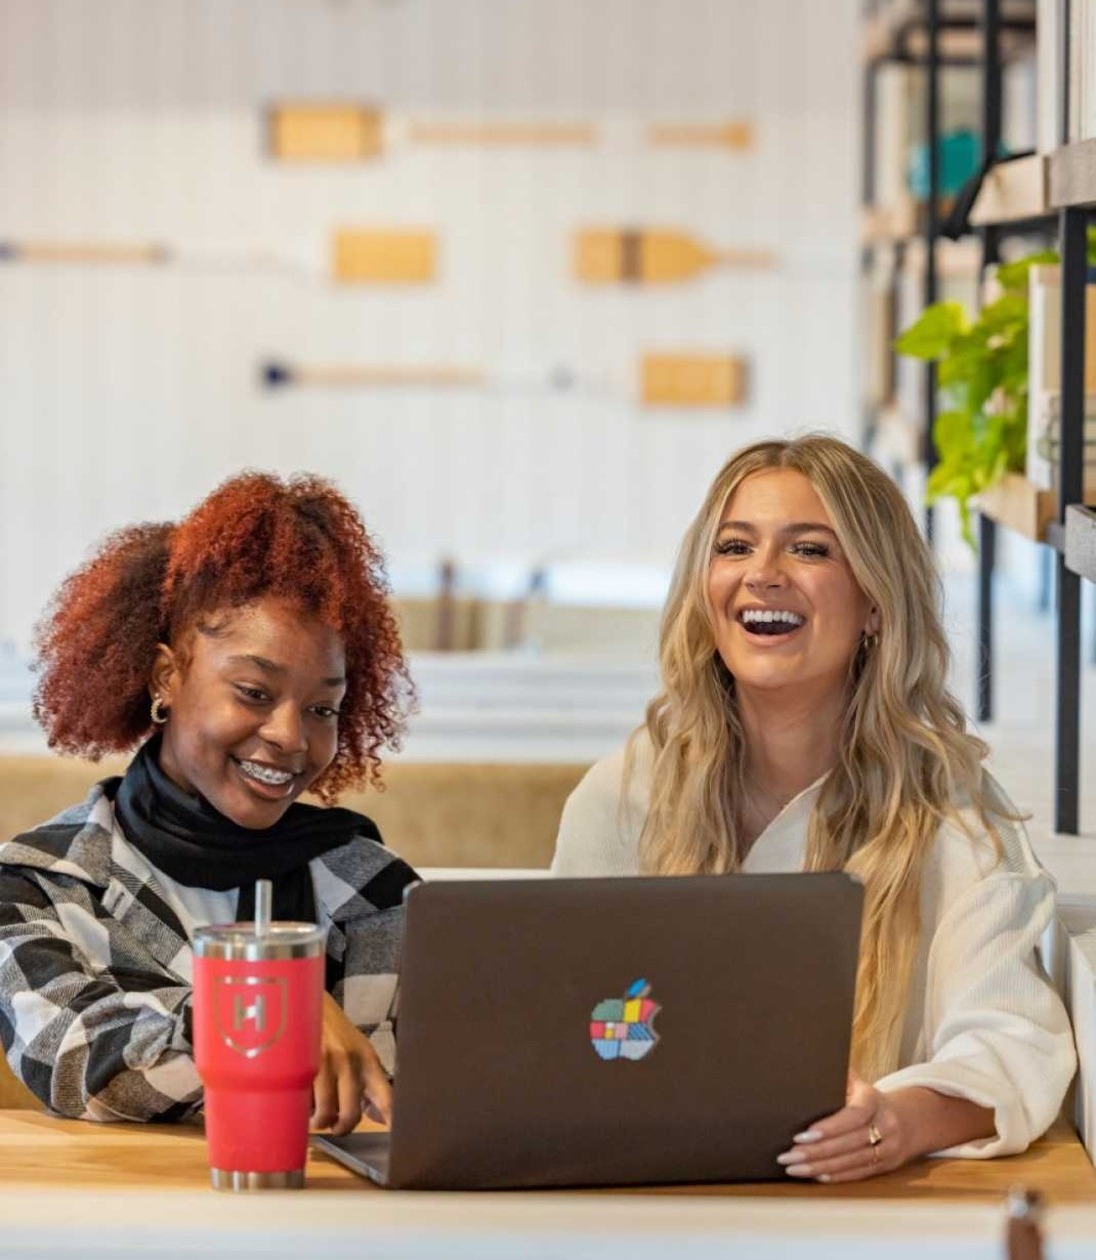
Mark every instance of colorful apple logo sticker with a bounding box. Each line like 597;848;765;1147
589;978;660;1061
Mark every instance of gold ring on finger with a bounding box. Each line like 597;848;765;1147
867;1120;883;1158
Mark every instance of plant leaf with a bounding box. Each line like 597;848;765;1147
896;245;1056;549
933;408;974;454
937;335;987;387
894;301;968;359
978;294;1028;336
996;250;1059;293
966;359;998;417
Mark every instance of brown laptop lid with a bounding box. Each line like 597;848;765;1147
387;873;863;1190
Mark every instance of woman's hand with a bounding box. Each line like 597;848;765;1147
311;991;393;1135
775;1076;995;1183
776;1076;907;1182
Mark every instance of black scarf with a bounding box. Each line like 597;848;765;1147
113;735;381;923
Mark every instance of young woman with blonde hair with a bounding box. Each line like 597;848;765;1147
553;434;1074;1182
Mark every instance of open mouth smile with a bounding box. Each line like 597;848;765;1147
737;608;807;638
231;756;300;795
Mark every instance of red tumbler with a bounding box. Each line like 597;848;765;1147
192;922;326;1191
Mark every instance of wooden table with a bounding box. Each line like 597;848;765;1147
2;1110;1096;1258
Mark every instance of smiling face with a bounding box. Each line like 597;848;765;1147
706;469;878;708
150;596;347;829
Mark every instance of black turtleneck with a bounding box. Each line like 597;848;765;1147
112;735;382;923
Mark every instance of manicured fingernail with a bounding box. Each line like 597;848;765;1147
793;1129;822;1143
817;1174;831;1183
776;1151;808;1166
785;1164;813;1177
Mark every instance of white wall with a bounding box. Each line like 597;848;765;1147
0;0;860;649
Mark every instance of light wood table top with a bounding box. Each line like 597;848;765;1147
2;1111;1096;1259
1;1110;1093;1201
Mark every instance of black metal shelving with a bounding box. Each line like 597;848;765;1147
970;0;1090;834
861;1;1037;532
861;0;951;519
971;0;1055;727
863;0;1090;834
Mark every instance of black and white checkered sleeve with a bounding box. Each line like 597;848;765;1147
0;868;201;1122
313;842;418;1076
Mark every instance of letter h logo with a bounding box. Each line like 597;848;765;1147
233;993;266;1033
215;976;287;1058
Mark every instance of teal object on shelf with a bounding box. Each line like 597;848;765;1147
906;129;980;200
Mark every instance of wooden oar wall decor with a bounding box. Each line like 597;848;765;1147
0;230;440;285
9;102;764;418
268;104;383;160
268;105;600;160
575;228;777;285
263;362;488;390
0;229;769;289
640;353;747;407
261;352;748;409
646;121;754;149
0;241;171;264
406;120;598;145
332;230;436;283
268;103;754;161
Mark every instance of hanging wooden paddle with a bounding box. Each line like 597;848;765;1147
0;242;170;264
269;104;597;161
332;230;437;283
262;353;748;409
1;231;440;286
640;353;747;407
575;228;776;285
262;362;487;389
268;104;755;161
646;120;753;150
406;120;596;145
268;104;384;160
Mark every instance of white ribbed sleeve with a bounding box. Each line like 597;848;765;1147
875;868;1075;1158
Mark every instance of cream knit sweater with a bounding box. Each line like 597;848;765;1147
551;733;1077;1158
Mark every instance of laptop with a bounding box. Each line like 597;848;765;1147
314;872;863;1190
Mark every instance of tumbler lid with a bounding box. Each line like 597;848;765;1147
191;922;327;961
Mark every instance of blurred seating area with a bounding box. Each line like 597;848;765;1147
0;650;656;764
0;755;588;873
0;566;662;763
389;557;666;656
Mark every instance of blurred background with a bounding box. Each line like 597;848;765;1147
0;0;1092;838
0;0;859;753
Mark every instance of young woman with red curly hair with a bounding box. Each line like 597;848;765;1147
0;472;417;1131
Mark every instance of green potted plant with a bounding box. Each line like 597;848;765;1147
893;249;1056;546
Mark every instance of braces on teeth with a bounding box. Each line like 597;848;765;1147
239;761;294;784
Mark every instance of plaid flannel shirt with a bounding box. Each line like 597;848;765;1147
0;779;417;1122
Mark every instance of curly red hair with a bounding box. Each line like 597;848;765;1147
33;472;412;800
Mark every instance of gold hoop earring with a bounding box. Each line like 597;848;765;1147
861;633;879;653
150;696;169;725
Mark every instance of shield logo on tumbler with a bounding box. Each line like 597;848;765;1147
589;978;661;1061
214;975;288;1058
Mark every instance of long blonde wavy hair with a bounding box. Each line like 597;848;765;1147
635;435;1000;1081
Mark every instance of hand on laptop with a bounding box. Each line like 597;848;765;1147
776;1075;905;1182
311;992;393;1135
776;1074;995;1182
